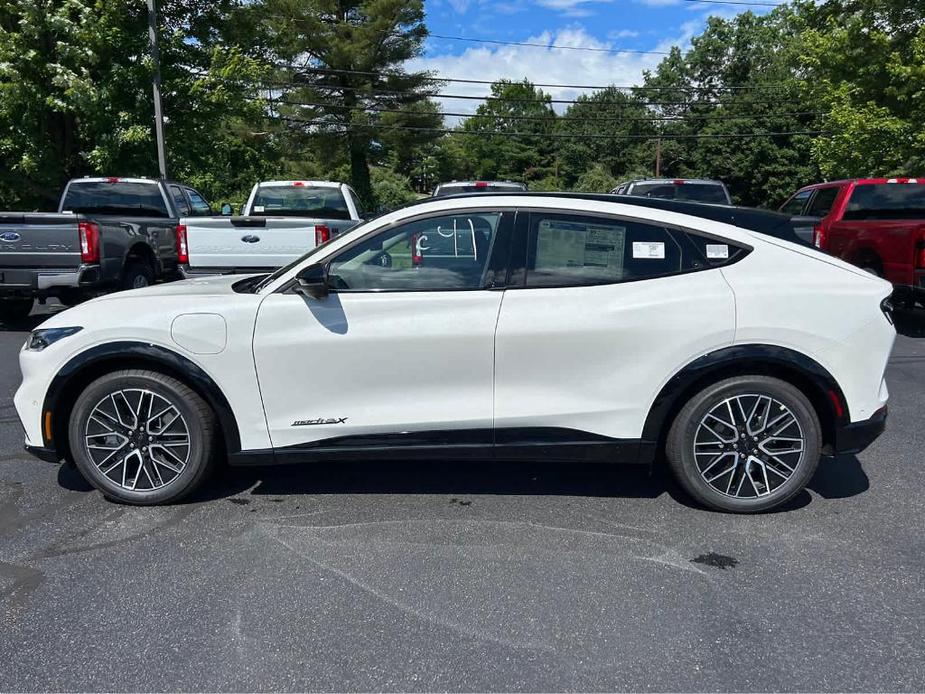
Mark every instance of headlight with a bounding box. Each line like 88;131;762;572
26;327;83;351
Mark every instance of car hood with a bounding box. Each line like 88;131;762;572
95;273;258;300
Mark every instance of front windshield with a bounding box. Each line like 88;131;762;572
253;217;379;293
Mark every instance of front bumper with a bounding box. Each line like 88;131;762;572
25;444;61;463
833;406;887;455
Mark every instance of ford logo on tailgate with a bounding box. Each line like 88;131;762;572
0;231;21;242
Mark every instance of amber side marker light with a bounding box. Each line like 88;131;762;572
43;411;53;443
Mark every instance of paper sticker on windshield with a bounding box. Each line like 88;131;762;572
632;241;665;259
706;244;729;259
253;205;265;213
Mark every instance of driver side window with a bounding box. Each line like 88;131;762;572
327;212;501;291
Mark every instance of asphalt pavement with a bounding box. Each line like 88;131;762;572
1;301;923;692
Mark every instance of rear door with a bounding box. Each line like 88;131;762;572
493;209;737;449
185;217;317;271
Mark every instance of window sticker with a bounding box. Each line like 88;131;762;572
705;244;729;259
536;220;625;270
632;241;665;259
253;205;265;213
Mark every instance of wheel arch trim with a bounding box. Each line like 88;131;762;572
43;341;241;457
642;344;848;449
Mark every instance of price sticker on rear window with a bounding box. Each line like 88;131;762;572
706;244;729;259
253;205;265;213
632;241;665;259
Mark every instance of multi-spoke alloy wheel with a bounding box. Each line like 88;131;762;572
666;375;821;513
693;394;804;499
69;370;216;505
85;389;190;492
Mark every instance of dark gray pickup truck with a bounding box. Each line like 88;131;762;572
0;177;211;322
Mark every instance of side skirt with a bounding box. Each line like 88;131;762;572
228;428;657;467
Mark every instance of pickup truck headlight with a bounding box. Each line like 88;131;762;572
26;327;82;351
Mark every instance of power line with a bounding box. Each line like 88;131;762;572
273;115;827;140
283;65;791;93
683;0;784;6
426;33;673;56
253;96;821;123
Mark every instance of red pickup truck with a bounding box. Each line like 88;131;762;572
780;178;925;307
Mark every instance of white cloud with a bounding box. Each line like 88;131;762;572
535;0;614;16
446;0;471;12
609;28;641;39
412;25;699;125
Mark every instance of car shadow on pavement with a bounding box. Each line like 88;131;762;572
0;314;48;332
171;452;869;512
893;308;925;338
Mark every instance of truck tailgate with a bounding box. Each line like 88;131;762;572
0;214;81;285
185;217;317;270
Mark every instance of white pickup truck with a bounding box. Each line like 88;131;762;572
178;181;365;277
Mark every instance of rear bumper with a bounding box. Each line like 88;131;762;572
833;406;887;455
0;264;102;295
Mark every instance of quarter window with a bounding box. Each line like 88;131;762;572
327;212;501;291
525;213;702;287
170;186;191;216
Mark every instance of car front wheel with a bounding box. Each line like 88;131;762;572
68;369;217;505
666;375;821;513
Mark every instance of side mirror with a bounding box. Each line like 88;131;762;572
220;203;233;216
294;263;329;300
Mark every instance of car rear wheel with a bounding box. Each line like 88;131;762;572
68;369;217;505
666;375;821;513
121;261;153;291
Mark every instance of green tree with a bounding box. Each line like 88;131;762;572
265;0;435;206
0;0;281;209
453;80;556;184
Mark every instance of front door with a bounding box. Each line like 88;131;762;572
252;209;512;450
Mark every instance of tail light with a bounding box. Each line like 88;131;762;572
410;233;423;265
176;224;188;264
314;224;330;246
78;221;100;263
813;223;827;249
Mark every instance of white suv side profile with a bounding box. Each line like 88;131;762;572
15;194;895;512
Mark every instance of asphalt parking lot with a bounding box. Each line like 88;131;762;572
1;302;923;692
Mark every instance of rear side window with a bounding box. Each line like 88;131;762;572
524;213;701;287
185;189;212;216
251;185;351;219
806;187;840;217
780;190;812;216
843;183;925;220
61;181;170;217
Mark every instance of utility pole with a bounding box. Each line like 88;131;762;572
655;137;661;178
147;0;168;179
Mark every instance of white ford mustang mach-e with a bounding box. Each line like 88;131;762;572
15;194;895;512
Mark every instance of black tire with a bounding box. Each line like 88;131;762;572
666;375;821;513
121;261;153;291
0;297;34;324
68;369;217;505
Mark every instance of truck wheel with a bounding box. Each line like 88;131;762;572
0;298;34;324
121;261;153;291
666;375;821;513
67;369;218;505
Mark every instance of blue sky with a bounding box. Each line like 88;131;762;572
411;0;775;120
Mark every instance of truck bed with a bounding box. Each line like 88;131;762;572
0;213;83;290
